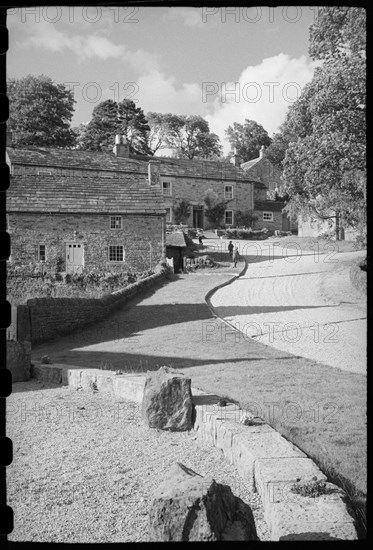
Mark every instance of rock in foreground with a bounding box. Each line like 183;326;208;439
148;462;258;541
142;367;193;431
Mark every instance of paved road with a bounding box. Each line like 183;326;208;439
210;242;367;375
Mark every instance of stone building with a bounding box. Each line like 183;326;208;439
150;150;257;229
241;146;297;232
6;137;166;274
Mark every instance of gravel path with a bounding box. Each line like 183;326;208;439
210;247;366;374
7;381;270;542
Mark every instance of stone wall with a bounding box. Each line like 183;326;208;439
253;210;282;231
7;340;31;382
163;177;254;229
9;212;164;273
26;267;169;345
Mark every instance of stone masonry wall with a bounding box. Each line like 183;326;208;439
253;210;283;231
9;212;164;273
27;268;168;344
161;175;254;229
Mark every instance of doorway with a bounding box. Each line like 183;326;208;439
193;206;204;229
66;242;84;274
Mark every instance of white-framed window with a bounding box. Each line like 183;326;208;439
165;207;172;222
162;181;172;196
110;216;122;229
225;210;234;226
224;185;234;200
37;169;52;176
108;245;124;262
263;212;274;221
38;244;46;262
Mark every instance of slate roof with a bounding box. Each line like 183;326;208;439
165;232;187;247
7;175;166;214
6;147;259;182
240;157;261;171
254;200;286;212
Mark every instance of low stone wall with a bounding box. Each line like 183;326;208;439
7;341;31;382
27;266;169;345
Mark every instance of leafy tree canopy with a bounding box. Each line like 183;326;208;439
273;7;366;236
7;74;76;148
147;113;222;159
225;119;272;162
77;99;152;155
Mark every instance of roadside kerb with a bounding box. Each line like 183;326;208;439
29;363;358;540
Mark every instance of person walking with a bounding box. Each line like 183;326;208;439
233;245;240;267
228;240;234;260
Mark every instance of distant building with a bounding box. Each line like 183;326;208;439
241;146;297;232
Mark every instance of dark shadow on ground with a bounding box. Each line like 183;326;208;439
212;303;336;316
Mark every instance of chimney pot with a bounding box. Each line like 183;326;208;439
259;145;265;158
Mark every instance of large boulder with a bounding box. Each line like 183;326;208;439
148;462;258;541
142;367;193;431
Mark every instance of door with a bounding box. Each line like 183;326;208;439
282;211;290;231
66;243;84;274
193;206;204;229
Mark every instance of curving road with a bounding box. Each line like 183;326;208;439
210;243;367;375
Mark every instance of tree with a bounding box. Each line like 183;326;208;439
166;115;222;159
174;200;191;224
225;119;272;162
280;7;366;239
7;74;76;148
78;99;152;155
234;210;258;228
146;112;181;154
203;189;230;227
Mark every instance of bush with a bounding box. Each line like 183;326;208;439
7;265;156;305
223;227;271;240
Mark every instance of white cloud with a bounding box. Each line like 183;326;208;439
163;7;205;28
205;54;319;154
136;70;205;115
136;54;318;155
16;19;160;69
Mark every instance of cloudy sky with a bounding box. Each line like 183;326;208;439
7;5;319;154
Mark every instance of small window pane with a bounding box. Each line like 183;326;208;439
110;216;122;229
162;182;172;196
38;245;46;262
109;245;124;262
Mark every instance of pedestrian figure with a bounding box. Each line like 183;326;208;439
233;245;240;267
228;240;234;259
197;229;204;246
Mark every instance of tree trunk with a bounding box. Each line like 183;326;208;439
335;210;340;241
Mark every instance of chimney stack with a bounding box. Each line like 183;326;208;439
230;147;242;167
259;145;265;158
113;134;129;157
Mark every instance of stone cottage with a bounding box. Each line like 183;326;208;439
241;146;297;232
6;136;166;274
149;150;257;229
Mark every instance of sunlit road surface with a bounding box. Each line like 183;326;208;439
210;245;366;375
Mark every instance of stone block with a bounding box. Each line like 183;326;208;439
142;367;193;431
148;462;258;541
265;483;358;540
